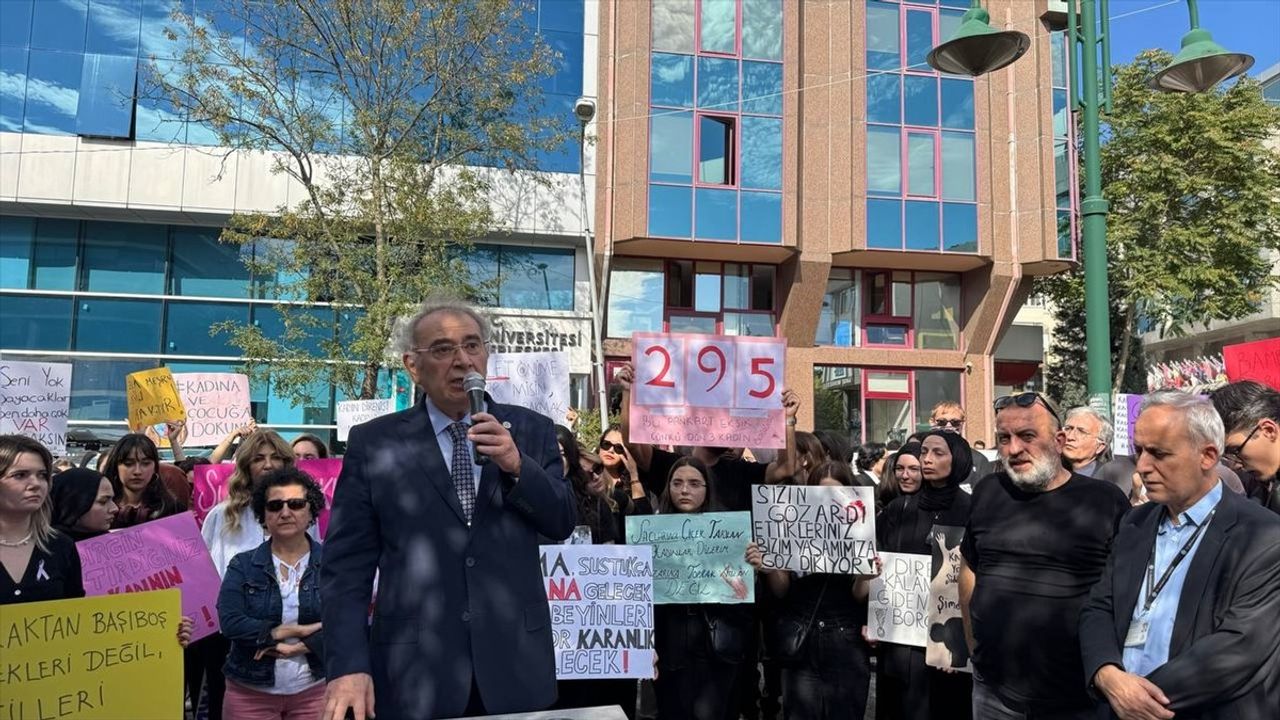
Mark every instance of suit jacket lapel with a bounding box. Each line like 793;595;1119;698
1114;508;1162;641
400;401;467;526
469;396;507;527
1168;492;1235;655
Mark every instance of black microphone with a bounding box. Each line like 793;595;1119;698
464;372;489;466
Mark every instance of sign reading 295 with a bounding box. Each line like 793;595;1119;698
631;333;786;410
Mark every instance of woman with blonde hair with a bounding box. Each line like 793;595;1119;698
0;435;84;605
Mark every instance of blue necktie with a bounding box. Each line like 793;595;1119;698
447;422;476;522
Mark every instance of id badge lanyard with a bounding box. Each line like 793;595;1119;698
1126;507;1217;648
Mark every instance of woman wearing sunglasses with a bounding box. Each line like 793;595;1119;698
217;466;327;719
597;429;652;537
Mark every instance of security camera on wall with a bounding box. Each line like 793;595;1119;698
573;97;596;124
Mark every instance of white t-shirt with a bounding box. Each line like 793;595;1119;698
264;551;322;696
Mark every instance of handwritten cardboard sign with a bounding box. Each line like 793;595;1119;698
487;351;570;424
541;544;655;680
1110;393;1144;457
0;589;183;719
750;484;876;574
336;398;394;442
868;551;930;647
192;458;342;537
1224;337;1280;390
0;360;72;453
629;332;787;449
625;512;755;604
172;373;252;446
77;513;223;642
125;367;186;430
925;525;971;673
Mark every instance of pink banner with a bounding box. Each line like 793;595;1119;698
192;458;343;538
77;512;223;642
1224;338;1280;390
629;332;787;449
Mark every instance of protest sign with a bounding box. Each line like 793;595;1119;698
0;589;183;719
487;351;571;424
1224;337;1280;390
541;544;655;680
625;512;754;604
750;484;876;574
629;332;787;449
193;458;342;537
867;552;930;647
125;367;186;430
0;360;72;453
337;398;394;441
925;525;971;673
1110;393;1144;457
172;373;252;446
78;513;222;642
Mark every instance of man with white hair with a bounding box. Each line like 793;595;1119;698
1061;406;1113;478
958;392;1129;718
1080;391;1280;719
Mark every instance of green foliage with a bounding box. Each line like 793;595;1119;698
573;408;619;449
1043;50;1280;402
150;0;572;401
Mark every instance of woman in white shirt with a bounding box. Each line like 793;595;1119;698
217;465;327;718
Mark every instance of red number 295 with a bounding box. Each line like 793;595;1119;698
644;346;676;388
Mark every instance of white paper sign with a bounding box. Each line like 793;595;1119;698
541;544;655;680
487;351;570;424
336;398;395;441
0;360;72;453
750;484;877;574
868;551;931;647
173;373;252;446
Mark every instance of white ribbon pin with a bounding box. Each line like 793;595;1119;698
35;560;50;582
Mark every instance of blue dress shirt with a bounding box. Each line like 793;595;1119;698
425;398;484;494
1122;481;1223;677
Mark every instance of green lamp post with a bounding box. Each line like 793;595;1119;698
926;0;1254;417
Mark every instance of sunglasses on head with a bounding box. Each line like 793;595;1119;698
266;498;308;513
993;392;1061;425
599;441;625;454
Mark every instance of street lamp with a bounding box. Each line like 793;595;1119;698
926;0;1255;416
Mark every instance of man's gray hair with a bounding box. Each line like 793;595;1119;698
1140;391;1224;454
396;295;492;354
1065;406;1114;448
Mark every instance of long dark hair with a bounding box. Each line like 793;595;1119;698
657;456;715;514
808;460;857;487
557;426;606;538
102;434;181;524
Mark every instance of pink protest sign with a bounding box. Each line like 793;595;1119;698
1224;338;1280;390
629;332;787;449
77;512;223;642
192;458;343;538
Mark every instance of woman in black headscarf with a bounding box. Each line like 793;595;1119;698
873;431;974;720
51;468;118;542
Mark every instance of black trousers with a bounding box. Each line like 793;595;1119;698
781;620;871;720
185;632;229;720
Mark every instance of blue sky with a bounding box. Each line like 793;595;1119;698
1106;0;1280;75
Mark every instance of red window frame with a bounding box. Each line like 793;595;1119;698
661;260;778;335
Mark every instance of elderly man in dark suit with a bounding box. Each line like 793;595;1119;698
1080;391;1280;720
321;298;576;720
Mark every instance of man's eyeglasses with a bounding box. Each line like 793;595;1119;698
410;341;488;361
932;418;965;429
1223;422;1263;466
994;392;1062;426
266;498;309;513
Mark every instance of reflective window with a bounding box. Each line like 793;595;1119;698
652;53;694;108
940;78;973;129
940;131;974;201
867;73;900;124
739;191;781;243
943;202;978;252
723;312;774;337
0;217;35;288
816;269;858;346
867;126;901;195
607;258;665;338
742;60;782;115
866;324;907;346
905;10;932;70
904;75;937;126
170;228;251;297
538;0;585;33
1053;88;1069;137
652;0;695;54
251;306;333;357
866;1;900;71
0;293;72;350
70;357;157;421
499;247;575;311
752;264;775;310
741;0;782;61
740;116;781;190
907;132;936;196
135;58;187;143
867;199;902;249
667;259;694;307
651;112;694;183
913;369;961;430
32;219;78;290
695;188;737;240
648;185;693;237
245;238;308;301
74;297;163;352
694;264;721;313
1058;210;1073;257
913;272;960;349
140;0;189;60
938;8;964;51
669;314;717;333
164;301;250;356
904;200;939;250
0;47;27;131
31;0;87;52
697;56;738;112
723;263;749;309
81;221;166;293
540;29;583;95
1054;140;1070;204
76;53;136;138
24;49;81;134
87;0;142;56
0;1;33;47
700;0;736;54
460;245;500;306
698;115;734;185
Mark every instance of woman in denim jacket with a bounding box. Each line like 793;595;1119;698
217;466;327;719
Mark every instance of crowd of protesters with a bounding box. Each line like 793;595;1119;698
1;301;1277;720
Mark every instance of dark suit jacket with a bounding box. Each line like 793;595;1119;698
321;396;577;720
1079;487;1280;719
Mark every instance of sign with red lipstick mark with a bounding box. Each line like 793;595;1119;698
750;484;877;574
